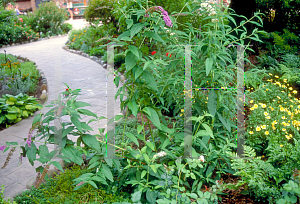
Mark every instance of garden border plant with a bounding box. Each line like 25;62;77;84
3;0;299;203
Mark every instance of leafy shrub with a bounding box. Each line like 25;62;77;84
25;1;68;36
60;22;72;33
84;0;118;28
0;54;40;96
0;7;39;46
0;93;42;127
14;164;131;203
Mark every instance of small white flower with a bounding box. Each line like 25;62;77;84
212;19;219;23
210;11;217;15
154;151;167;159
199;155;205;162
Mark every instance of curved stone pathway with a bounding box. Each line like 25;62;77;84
0;19;122;200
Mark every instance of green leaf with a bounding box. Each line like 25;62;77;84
27;143;37;164
101;163;114;182
25;105;36;110
137;125;143;134
62;126;74;138
207;90;217;117
81;122;93;131
125;52;137;71
127;101;138;117
50;161;64;172
6;97;16;105
82;134;101;152
22;110;28;117
131;191;142;202
129;45;139;58
143;61;152;70
126;18;133;29
143;153;150;164
73;101;91;108
146;189;156;204
216;112;231;132
141;70;157;91
126;132;139;147
145;141;155;151
87;180;98;189
145;31;166;45
205;57;213;76
130;23;144;38
5;114;17;120
71;116;82;133
77;109;97;118
141;170;147;179
201;123;214;139
135;66;144;80
206;161;216;177
62;146;83;165
142;107;161;129
150;165;157;173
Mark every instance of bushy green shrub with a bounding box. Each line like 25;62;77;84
13;164;131;203
0;185;16;204
25;1;68;36
0;7;39;45
84;0;118;27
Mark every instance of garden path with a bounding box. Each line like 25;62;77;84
0;19;122;200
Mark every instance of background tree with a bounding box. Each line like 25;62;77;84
228;0;259;55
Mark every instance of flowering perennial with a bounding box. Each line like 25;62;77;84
156;6;173;27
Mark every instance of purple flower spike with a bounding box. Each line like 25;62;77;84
0;146;6;152
156;6;173;27
144;14;149;17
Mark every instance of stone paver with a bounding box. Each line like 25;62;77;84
0;19;123;200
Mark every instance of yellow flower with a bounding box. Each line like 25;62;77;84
250;100;254;103
293;90;298;94
180;114;183;117
266;89;269;91
280;107;285;112
277;96;281;99
261;104;267;108
265;131;269;135
269;73;272;76
273;120;278;124
282;128;286;131
253;104;258;109
249;131;254;134
250;107;255;111
282;116;286;119
261;125;266;129
289;87;293;90
256;126;261;131
264;112;268;116
181;109;184;112
280;144;283;147
275;75;279;78
266;116;271;119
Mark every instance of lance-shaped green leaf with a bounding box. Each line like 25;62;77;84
141;70;157;91
125;52;137;71
126;18;133;29
142;107;161;130
217;112;231;132
129;45;139;58
71;116;82;133
131;23;144;38
205;57;213;76
127;101;138;117
126;132;139;147
82;134;101;152
207;90;217;117
144;31;166;45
